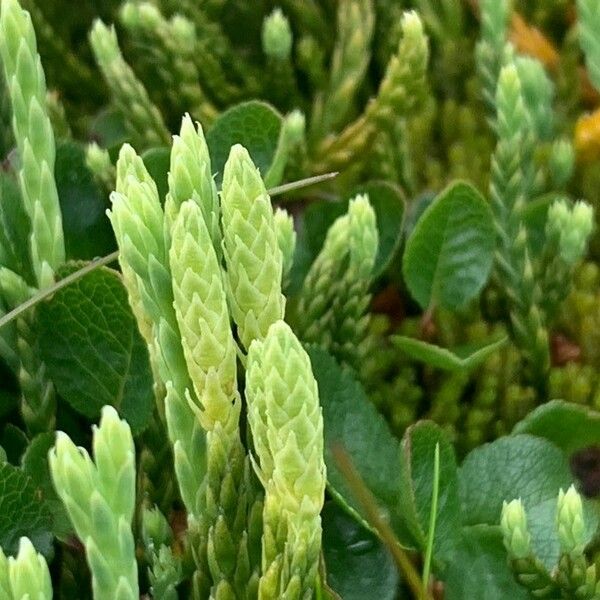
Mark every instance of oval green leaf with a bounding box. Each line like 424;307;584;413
458;434;588;569
402;421;461;561
307;345;424;549
296;181;405;288
55;141;116;261
0;462;52;557
37;264;154;434
513;399;600;454
321;502;399;600
392;335;508;372
402;181;495;310
141;146;171;202
207;101;283;186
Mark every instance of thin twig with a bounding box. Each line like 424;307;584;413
331;444;432;600
268;171;338;196
0;251;119;330
0;171;337;330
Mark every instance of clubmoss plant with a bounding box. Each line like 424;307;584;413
488;59;593;391
49;405;139;600
89;20;170;149
0;0;68;433
577;0;600;91
296;194;378;370
0;537;52;600
0;0;64;288
109;140;205;520
476;0;511;119
311;0;375;136
4;1;600;598
501;499;559;596
220;144;285;352
119;2;216;125
170;197;254;598
246;320;326;599
502;486;600;598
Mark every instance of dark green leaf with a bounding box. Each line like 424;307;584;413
0;388;18;422
443;525;529;600
512;400;600;454
391;336;507;372
403;191;436;240
402;181;495;309
301;182;405;279
308;345;423;548
37;265;154;434
402;422;461;561
459;434;577;567
89;108;128;150
141;146;171;202
523;495;598;569
0;173;33;284
55;141;115;261
22;433;71;539
353;182;405;276
1;424;28;465
321;502;399;600
459;434;572;526
522;194;553;257
207;101;283;186
0;461;52;557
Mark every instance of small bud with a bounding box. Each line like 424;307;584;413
501;499;532;559
561;202;594;265
86;142;115;188
549;139;575;187
273;208;296;281
86;142;112;174
8;537;52;600
556;485;586;554
283;109;306;147
262;8;292;61
221;144;285;350
546;199;570;242
171;15;195;48
142;506;172;552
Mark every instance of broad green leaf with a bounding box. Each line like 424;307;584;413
0;387;17;422
523;194;553;256
403;191;436;240
89;108;128;150
141;146;171;202
460;435;572;525
392;335;508;372
55;141;116;261
459;434;577;568
0;462;52;557
22;433;71;539
513;400;600;454
357;181;405;277
308;345;423;548
37;265;154;434
1;424;28;465
321;502;398;600
402;181;495;310
402;421;461;561
207;101;284;186
293;181;405;291
0;173;33;284
443;525;529;600
523;495;598;570
314;183;405;276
